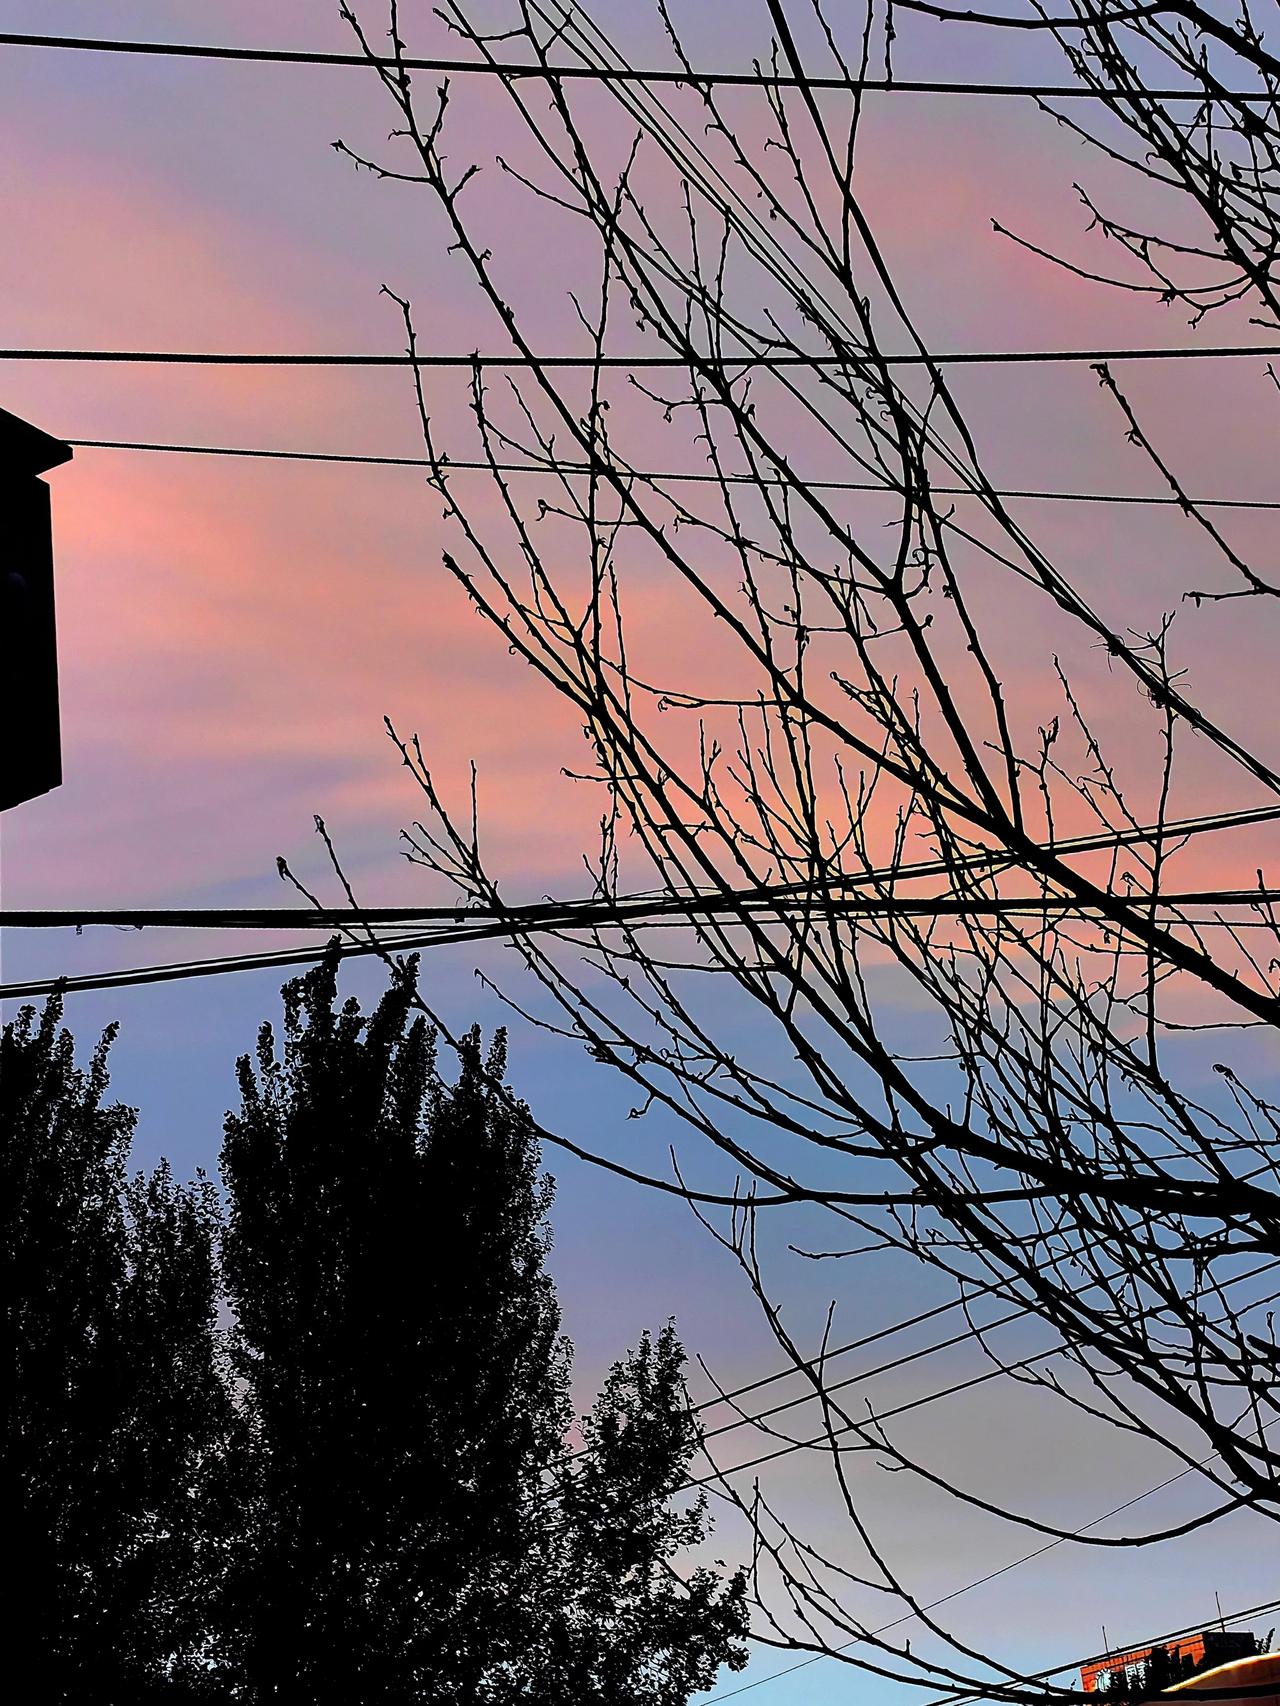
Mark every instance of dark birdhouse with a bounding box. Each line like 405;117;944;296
0;408;72;812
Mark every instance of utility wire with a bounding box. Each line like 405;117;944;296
681;1270;1280;1492
673;1255;1280;1484
567;1242;1271;1468
525;0;1280;580
698;1265;1280;1449
3;891;1276;999
547;1275;1278;1641
557;1298;1023;1476
668;1289;1007;1429
692;1239;1276;1695
5;342;1280;367
0;927;438;1002
552;1254;1276;1523
66;436;1280;513
5;802;1277;1000
7;888;1277;929
0;28;1275;98
680;1275;1280;1492
630;1255;1280;1509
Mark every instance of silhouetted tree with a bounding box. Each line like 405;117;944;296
546;1322;750;1706
217;949;745;1702
2;996;228;1701
118;1160;239;1694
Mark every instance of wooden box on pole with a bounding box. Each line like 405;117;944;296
0;408;72;812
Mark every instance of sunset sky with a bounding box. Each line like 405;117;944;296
1;5;1276;1702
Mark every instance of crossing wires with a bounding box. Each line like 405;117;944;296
5;802;1279;1000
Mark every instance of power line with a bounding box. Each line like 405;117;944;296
0;28;1275;99
685;1249;1280;1471
11;19;1270;1693
550;1274;1276;1628
709;1542;1276;1704
558;1289;1024;1475
576;1242;1202;1464
65;436;1280;513
0;926;438;1002
557;1250;1276;1522
2;893;1275;1000
5;802;1277;1001
698;1303;1059;1450
7;888;1279;930
698;1261;1280;1450
5;342;1280;368
679;1277;1280;1491
530;1256;1280;1501
554;1292;1278;1643
684;1284;1279;1492
682;1290;999;1428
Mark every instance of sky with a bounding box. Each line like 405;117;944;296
0;5;1277;1703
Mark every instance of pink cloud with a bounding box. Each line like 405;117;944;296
3;62;1273;955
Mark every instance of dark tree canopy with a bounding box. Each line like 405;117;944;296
547;1322;752;1706
4;966;746;1702
215;949;747;1701
2;997;228;1701
218;954;575;1699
